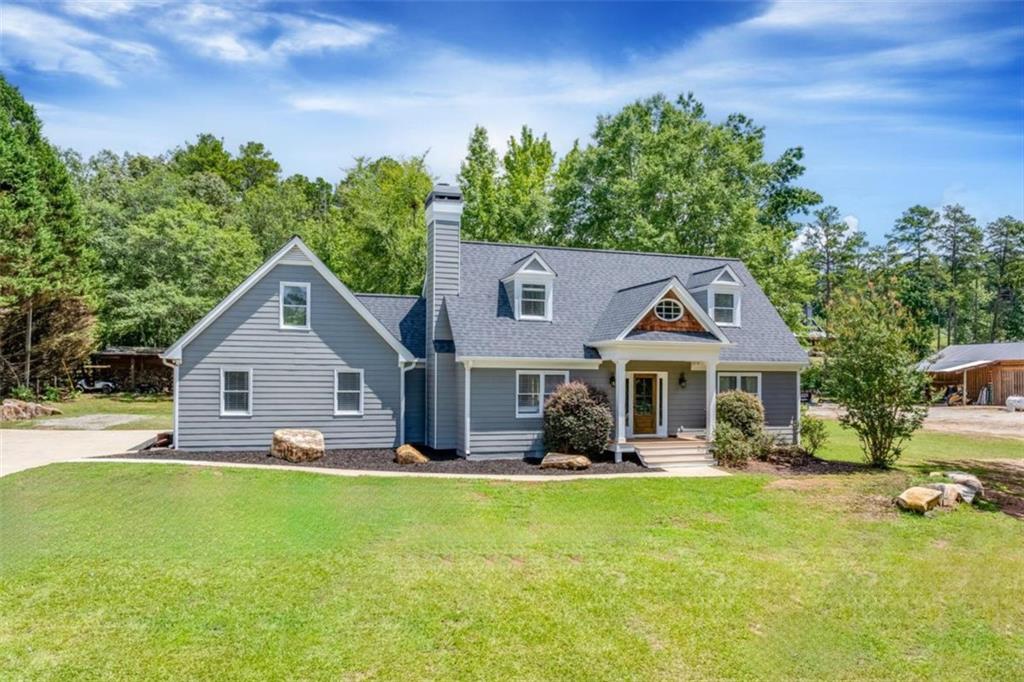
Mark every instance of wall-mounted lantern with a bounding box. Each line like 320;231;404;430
678;372;687;389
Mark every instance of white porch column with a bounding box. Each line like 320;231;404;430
463;361;472;456
614;358;627;463
705;360;717;441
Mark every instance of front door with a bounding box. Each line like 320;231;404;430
632;374;657;435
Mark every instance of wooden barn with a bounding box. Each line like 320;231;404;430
919;342;1024;406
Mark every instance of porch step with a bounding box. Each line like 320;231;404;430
633;441;716;469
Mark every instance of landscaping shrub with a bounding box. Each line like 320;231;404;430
717;390;765;438
799;409;828;455
711;422;759;466
543;381;613;457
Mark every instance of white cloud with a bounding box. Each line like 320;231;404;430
1;4;156;85
62;1;156;19
151;2;388;64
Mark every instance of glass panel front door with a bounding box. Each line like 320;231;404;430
632;374;657;434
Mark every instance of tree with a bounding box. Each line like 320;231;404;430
822;290;928;467
0;75;95;393
496;125;555;243
985;216;1024;341
327;155;434;294
233;141;281;192
802;206;867;312
935;204;984;343
886;206;946;351
171;133;235;185
458;126;501;241
550;93;819;327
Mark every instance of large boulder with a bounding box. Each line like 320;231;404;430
395;444;429;465
954;484;979;504
1;399;62;422
896;486;942;513
540;452;592;471
270;429;325;463
946;472;984;498
924;483;962;508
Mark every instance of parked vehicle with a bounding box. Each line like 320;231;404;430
76;378;116;394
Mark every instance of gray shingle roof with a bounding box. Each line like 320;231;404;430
589;277;677;342
356;294;425;358
445;241;808;363
918;342;1024;372
625;330;720;343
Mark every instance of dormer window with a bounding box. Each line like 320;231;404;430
687;265;742;328
654;299;683;322
713;292;737;325
502;251;556;322
521;283;548;318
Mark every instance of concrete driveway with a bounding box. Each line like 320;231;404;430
0;429;156;477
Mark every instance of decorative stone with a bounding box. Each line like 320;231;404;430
954;484;978;504
947;472;984;497
395;444;429;465
924;483;962;507
896;486;942;513
0;399;62;422
540;453;592;470
270;429;325;463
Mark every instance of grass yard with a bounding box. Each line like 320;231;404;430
0;394;172;431
816;419;1023;466
2;462;1022;680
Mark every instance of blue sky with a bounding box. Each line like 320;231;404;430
2;0;1022;243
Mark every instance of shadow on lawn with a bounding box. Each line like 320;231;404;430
913;459;1024;520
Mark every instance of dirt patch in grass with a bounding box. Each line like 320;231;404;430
107;447;651;476
765;474;899;519
731;456;874;476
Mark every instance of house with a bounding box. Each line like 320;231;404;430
918;342;1024;406
161;185;808;463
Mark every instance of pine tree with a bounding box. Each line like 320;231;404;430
985;216;1024;340
935;204;984;343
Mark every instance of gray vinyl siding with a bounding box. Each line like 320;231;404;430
404;367;425;444
762;372;798;426
692;289;708;314
431;351;458;450
177;263;402;451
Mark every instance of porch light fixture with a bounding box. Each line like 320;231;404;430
609;373;615;387
678;372;687;389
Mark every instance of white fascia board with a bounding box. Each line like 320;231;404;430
455;356;602;370
615;278;730;344
717;361;809;371
162;236;415;362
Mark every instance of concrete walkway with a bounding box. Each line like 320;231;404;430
0;430;155;477
73;457;730;482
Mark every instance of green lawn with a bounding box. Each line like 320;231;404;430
816;419;1023;466
0;394;172;431
2;463;1022;680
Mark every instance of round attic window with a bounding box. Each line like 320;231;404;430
655;299;683;322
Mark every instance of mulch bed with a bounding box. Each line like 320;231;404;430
106;447;651;476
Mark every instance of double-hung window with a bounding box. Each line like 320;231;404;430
717;373;760;397
335;369;364;416
221;369;252;416
280;282;310;329
713;292;737;325
520;283;548;319
516;371;568;418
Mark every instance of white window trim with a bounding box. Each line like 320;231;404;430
514;370;569;418
279;281;311;330
334;368;365;416
711;288;741;327
717;371;761;399
220;368;253;417
654;298;683;322
513;274;554;322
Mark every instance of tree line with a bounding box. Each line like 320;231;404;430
1;75;1021;395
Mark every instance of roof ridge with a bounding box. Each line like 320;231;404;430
614;276;678;293
460;239;742;262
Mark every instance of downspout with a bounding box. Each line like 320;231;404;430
399;359;415;446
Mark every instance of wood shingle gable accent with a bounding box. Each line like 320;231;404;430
632;290;708;334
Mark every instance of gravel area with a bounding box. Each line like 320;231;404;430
111;447;653;476
35;414;146;430
808;403;1024;440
